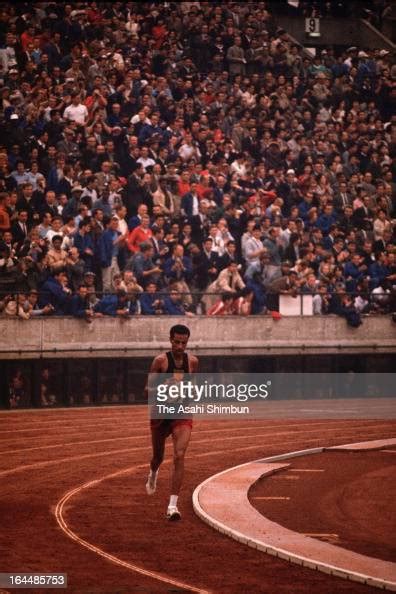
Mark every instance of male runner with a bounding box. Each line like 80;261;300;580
146;324;198;520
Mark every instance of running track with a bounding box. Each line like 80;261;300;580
1;406;395;594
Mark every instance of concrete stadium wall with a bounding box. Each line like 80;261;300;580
1;316;395;359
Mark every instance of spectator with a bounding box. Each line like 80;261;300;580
131;242;162;287
203;261;245;311
39;269;72;315
207;292;235;316
100;216;122;293
45;235;68;273
71;284;100;322
94;288;139;317
140;281;164;315
126;214;152;254
73;218;95;272
163;287;193;316
164;244;193;307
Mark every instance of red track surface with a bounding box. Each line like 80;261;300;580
249;450;396;562
1;406;395;594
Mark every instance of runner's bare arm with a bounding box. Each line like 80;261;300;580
189;355;199;373
144;354;168;399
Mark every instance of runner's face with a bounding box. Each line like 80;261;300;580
170;333;189;355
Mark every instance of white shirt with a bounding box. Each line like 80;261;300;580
191;193;199;216
63;103;88;125
137;156;156;171
179;143;201;162
230;159;247;177
115;216;128;236
244;237;264;265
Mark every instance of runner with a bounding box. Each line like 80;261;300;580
146;324;198;520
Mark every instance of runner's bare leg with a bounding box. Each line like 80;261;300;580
170;424;192;495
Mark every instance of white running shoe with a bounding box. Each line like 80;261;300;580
166;505;181;521
145;472;157;495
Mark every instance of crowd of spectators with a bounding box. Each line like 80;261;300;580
0;1;395;323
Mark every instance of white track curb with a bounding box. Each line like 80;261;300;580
192;443;396;591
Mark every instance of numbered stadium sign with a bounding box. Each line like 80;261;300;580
305;17;320;36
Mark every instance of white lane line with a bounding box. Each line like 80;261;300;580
288;469;325;473
0;412;147;426
0;421;355;454
0;434;148;455
381;450;396;453
0;427;317;459
1;421;391;458
0;414;388;433
0;431;317;477
1;425;393;479
0;417;328;433
0;420;149;435
0;420;330;448
55;464;210;594
303;533;339;538
272;475;300;480
54;442;302;594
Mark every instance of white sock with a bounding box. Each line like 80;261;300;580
149;468;158;480
169;495;178;508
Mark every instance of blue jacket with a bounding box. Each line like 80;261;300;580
141;292;160;315
94;295;139;316
99;229;120;268
39;277;71;315
369;262;389;288
164;255;193;281
246;279;266;314
315;213;337;235
70;294;90;318
344;261;364;280
163;297;185;315
73;232;94;270
298;200;313;221
138;123;164;145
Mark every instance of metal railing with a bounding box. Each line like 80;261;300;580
0;288;394;317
